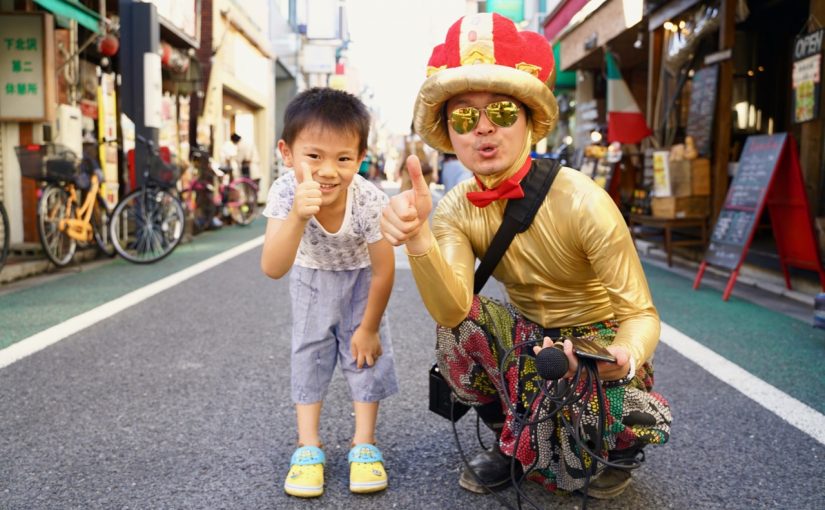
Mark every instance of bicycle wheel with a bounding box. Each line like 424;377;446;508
226;180;258;226
180;184;217;234
92;195;116;257
37;184;77;267
0;201;9;272
110;187;185;264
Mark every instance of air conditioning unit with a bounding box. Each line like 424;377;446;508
54;104;83;157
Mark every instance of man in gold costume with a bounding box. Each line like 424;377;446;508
381;13;671;500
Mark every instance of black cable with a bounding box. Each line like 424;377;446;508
475;413;489;451
450;395;520;510
447;302;639;509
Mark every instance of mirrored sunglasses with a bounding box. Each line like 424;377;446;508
449;100;521;134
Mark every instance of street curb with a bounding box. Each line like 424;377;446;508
635;239;816;305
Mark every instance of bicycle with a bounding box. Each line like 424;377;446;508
0;200;9;273
15;143;115;267
109;136;185;264
179;146;258;234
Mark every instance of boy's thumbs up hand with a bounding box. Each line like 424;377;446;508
292;162;322;220
301;161;314;183
381;155;433;251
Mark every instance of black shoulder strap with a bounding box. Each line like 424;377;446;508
473;159;560;294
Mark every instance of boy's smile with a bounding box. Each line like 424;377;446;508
279;124;365;210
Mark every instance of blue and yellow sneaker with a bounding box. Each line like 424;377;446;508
284;446;325;498
348;443;388;494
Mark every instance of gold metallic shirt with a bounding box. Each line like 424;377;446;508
408;166;660;365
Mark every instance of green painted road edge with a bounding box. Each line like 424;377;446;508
0;219;266;348
644;262;825;414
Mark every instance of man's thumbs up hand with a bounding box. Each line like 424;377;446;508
381;155;433;252
292;162;322;220
406;154;432;206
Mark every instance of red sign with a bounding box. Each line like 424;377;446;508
694;133;825;300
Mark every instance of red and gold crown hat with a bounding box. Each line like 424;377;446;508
413;12;559;153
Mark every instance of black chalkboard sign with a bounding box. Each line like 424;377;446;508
704;133;786;270
686;65;719;157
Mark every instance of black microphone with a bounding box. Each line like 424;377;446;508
535;343;568;380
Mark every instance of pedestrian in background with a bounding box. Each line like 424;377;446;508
398;124;437;192
220;133;241;172
261;87;398;499
236;134;261;181
382;12;670;501
440;153;472;194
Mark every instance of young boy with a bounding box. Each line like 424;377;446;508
261;88;398;498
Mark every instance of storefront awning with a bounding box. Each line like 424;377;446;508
33;0;100;34
554;0;644;71
544;0;591;42
553;43;577;89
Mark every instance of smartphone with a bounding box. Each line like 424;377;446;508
567;335;617;363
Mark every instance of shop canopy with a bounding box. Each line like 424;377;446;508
553;43;576;90
34;0;101;34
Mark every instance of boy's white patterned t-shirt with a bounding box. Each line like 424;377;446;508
263;172;388;270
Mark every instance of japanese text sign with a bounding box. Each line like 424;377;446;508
0;14;48;120
792;28;823;123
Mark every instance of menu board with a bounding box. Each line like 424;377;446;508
705;133;786;270
686;65;719;157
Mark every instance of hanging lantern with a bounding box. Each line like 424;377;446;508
98;34;119;57
160;42;173;67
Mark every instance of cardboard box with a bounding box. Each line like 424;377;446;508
669;159;711;197
669;160;692;197
651;196;710;219
691;158;711;195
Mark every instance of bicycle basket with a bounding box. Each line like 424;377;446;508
149;156;181;187
15;144;78;182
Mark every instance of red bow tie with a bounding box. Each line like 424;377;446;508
466;157;533;208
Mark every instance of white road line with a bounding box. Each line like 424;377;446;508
659;322;825;446
0;236;264;370
4;243;825;447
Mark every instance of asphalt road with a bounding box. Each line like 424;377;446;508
1;223;824;509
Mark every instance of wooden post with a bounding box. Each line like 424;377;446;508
646;27;663;140
711;0;736;222
800;0;825;219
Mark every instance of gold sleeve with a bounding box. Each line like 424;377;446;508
408;168;660;364
575;185;660;365
407;194;477;327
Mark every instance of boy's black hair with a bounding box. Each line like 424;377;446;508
230;133;241;143
281;87;370;154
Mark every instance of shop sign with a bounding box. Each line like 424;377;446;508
792;28;823;123
98;73;119;206
146;0;198;41
231;35;269;97
306;0;341;40
301;44;336;74
0;14;47;120
144;52;162;129
486;0;524;23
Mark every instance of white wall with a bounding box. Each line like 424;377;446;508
1;122;23;244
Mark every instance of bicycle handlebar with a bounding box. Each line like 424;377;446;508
134;134;160;156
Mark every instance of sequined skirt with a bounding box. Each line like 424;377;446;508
435;295;672;493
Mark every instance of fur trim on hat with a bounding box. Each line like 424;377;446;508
413;13;559;153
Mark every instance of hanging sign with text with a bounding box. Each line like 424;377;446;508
0;14;49;120
792;28;823;123
686;65;719;157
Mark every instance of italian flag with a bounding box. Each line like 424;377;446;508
606;52;651;144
